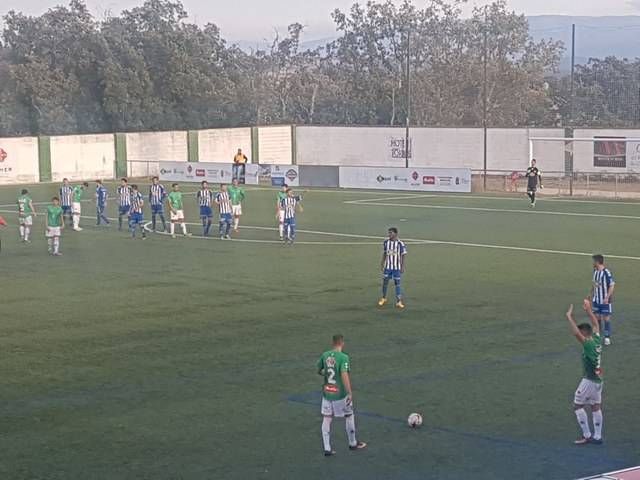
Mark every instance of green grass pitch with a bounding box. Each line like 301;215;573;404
1;181;639;480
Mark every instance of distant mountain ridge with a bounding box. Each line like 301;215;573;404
231;15;640;68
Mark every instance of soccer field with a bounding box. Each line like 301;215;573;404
1;181;639;480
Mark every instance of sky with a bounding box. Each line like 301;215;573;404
1;0;639;41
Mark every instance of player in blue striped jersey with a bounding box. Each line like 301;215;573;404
590;254;615;345
198;181;215;236
280;188;303;245
117;178;132;231
215;184;233;239
59;178;74;227
128;184;146;240
95;180;110;226
378;228;407;309
149;176;167;232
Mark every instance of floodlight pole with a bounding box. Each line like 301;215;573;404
482;7;488;191
405;27;411;169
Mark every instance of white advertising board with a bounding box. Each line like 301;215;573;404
339;167;471;192
0;137;39;184
159;161;234;183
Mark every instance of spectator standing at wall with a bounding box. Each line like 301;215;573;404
233;148;248;184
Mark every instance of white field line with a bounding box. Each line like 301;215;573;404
2;209;639;261
348;201;640;221
347;193;640;206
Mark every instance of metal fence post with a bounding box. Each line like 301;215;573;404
615;174;618;199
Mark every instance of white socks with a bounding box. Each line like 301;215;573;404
181;223;187;235
170;223;175;235
345;415;357;447
575;409;591;438
322;416;332;452
19;225;25;240
73;214;80;229
234;218;239;230
593;410;603;440
278;223;284;237
47;238;53;252
24;227;30;241
47;237;60;254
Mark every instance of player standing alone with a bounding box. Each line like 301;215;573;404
590;255;615;346
228;178;246;232
280;188;303;245
59;178;73;226
149;177;167;232
525;159;543;208
317;334;367;456
17;189;36;243
45;197;64;256
215;184;233;239
167;183;190;238
564;301;604;445
378;228;407;309
197;181;215;237
95;180;110;226
117;178;132;231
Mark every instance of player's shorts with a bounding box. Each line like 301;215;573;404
383;268;402;280
170;210;184;221
592;302;612;316
119;205;131;215
284;217;295;227
200;206;213;218
151;204;164;215
62;205;72;214
574;378;603;405
220;212;232;223
19;215;33;226
232;205;242;216
72;202;81;215
45;226;61;238
527;186;537;193
321;397;354;418
278;210;285;223
129;212;143;225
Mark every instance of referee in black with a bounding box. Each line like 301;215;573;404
525;159;543;208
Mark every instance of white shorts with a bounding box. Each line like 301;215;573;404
574;378;603;405
321;397;354;418
232;205;242;216
170;210;184;221
19;215;33;226
278;210;285;223
46;226;61;238
72;202;81;215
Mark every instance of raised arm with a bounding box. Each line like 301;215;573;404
582;298;600;335
565;304;586;344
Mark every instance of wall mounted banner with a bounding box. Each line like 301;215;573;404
339;166;471;192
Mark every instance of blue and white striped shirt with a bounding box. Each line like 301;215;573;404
198;189;214;207
216;191;232;214
118;186;132;207
149;184;166;206
592;268;615;304
383;239;407;270
60;185;73;207
130;192;144;214
280;196;301;220
96;185;108;206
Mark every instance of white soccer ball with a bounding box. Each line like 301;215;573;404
407;413;423;428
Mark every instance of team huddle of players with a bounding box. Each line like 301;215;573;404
15;177;306;255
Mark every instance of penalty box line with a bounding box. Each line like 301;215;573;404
2;209;639;260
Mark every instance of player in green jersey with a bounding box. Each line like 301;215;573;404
275;184;288;240
167;183;190;238
565;300;604;445
17;189;36;243
71;182;89;231
45;197;64;256
228;178;246;232
317;334;367;456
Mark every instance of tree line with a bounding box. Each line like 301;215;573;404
0;0;638;137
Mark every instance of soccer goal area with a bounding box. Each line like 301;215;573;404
501;136;640;199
